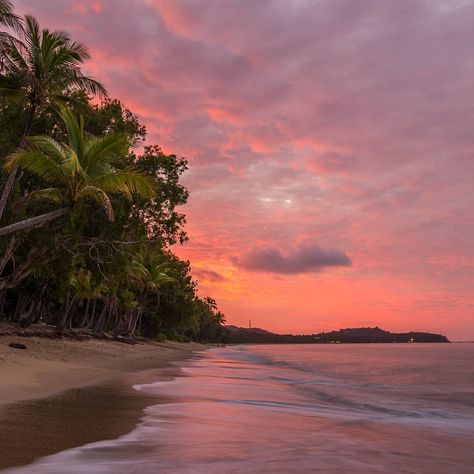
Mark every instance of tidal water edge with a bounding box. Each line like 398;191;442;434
3;344;473;473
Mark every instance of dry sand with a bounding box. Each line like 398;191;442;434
0;333;206;470
0;333;204;406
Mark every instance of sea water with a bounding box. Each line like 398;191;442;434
4;344;474;473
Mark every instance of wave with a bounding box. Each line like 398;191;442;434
4;344;474;474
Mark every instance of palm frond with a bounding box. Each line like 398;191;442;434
149;272;175;288
0;0;22;32
22;15;41;51
0;85;27;99
41;30;69;63
27;136;65;162
57;105;85;157
66;71;106;96
84;132;129;172
61;150;84;178
1;38;28;73
51;93;95;115
66;40;90;62
128;259;150;283
77;185;114;220
20;187;65;205
5;148;65;183
94;169;156;200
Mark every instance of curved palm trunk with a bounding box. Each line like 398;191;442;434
92;302;107;334
0;206;69;237
0;104;37;221
0;167;19;221
128;309;142;336
0;235;16;274
57;294;79;330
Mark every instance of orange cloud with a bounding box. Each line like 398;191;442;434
14;0;474;340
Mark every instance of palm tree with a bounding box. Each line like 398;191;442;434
0;1;22;71
114;251;174;336
0;0;21;31
0;107;156;237
136;251;175;309
0;14;106;219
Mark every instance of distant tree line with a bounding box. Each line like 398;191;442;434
0;1;225;342
222;326;449;344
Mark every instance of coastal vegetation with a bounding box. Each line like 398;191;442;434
0;1;225;342
223;326;449;344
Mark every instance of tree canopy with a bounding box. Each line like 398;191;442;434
0;2;225;343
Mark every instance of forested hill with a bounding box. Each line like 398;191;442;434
222;326;449;344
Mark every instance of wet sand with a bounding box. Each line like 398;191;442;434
0;335;205;470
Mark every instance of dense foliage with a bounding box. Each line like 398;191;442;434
222;326;449;344
0;2;225;342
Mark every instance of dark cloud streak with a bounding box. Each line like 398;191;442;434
193;268;226;282
236;245;352;274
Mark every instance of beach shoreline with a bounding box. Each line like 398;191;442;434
0;334;206;470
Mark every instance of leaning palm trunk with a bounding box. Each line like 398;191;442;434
128;308;143;336
0;104;36;220
92;302;108;334
115;309;139;337
57;294;79;330
18;292;43;327
0;207;69;237
78;299;91;328
82;299;97;329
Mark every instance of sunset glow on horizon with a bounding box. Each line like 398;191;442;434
16;0;474;340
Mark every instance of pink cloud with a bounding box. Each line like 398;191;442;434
14;0;474;339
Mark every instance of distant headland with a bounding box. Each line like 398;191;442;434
222;326;449;344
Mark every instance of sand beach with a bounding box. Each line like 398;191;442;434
0;329;204;470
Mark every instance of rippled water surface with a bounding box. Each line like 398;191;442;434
5;344;474;473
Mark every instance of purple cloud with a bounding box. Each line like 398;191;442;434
12;0;474;338
236;245;352;274
193;269;225;282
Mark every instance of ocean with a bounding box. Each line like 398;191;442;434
4;343;474;473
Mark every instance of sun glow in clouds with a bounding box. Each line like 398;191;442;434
15;0;474;339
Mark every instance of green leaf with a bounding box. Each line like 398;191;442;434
76;185;114;220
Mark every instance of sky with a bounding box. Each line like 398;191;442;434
15;0;474;340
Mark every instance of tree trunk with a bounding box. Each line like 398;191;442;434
78;299;90;328
57;296;78;330
92;302;108;334
128;309;142;336
0;236;16;275
19;297;36;327
0;290;6;319
13;295;27;322
0;207;69;237
0;103;37;221
86;299;97;329
106;301;115;333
